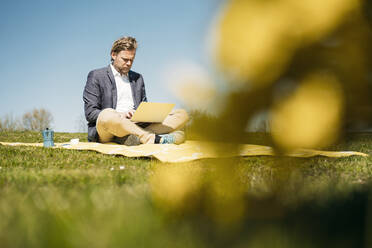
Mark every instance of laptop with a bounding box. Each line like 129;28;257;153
130;102;175;123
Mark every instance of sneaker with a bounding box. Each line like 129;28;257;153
159;131;186;145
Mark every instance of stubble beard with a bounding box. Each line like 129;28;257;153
121;68;129;75
114;64;129;76
118;65;131;76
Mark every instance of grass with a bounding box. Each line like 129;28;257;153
0;131;372;247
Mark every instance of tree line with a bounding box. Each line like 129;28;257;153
0;108;53;132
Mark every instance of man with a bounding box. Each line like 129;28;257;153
83;36;189;145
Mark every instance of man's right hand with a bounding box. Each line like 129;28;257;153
125;110;135;119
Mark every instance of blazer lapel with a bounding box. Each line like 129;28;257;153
128;70;138;108
107;65;117;109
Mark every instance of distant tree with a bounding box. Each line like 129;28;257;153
0;113;23;131
75;113;88;133
22;108;53;131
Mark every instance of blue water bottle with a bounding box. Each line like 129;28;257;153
42;128;54;147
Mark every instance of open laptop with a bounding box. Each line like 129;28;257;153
130;102;175;123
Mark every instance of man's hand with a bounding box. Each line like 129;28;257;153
125;110;135;119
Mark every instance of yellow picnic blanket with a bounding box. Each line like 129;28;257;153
0;141;368;163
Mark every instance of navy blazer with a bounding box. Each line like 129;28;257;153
83;65;147;142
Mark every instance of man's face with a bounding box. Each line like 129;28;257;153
111;49;136;75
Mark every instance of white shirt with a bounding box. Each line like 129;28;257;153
110;64;134;113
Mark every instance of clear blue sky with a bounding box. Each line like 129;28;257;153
0;0;222;132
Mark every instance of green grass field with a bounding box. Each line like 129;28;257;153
1;131;372;248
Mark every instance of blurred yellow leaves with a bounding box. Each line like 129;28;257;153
215;0;360;86
271;73;344;150
150;165;202;212
150;161;246;225
205;166;246;225
151;0;366;227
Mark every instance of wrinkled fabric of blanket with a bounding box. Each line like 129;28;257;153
0;141;368;163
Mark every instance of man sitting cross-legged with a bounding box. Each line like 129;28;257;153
83;36;189;145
